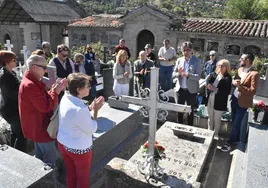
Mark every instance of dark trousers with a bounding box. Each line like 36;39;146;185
228;96;248;144
177;88;197;126
4;116;27;152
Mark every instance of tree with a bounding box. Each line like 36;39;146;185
224;0;268;20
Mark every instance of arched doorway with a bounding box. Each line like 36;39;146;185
4;34;11;43
136;30;154;58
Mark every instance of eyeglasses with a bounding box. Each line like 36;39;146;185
217;64;225;68
33;64;47;70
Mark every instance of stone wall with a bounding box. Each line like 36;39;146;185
0;24;23;57
68;27;123;51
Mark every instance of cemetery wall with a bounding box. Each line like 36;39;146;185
68;27;123;50
19;23;42;52
0;24;22;56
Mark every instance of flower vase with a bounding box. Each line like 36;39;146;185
253;111;259;122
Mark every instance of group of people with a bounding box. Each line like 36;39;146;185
113;39;259;153
0;36;260;187
0;41;105;187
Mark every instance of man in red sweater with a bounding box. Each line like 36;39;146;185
19;55;67;166
112;38;131;58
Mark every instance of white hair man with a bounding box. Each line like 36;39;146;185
133;50;154;97
19;55;67;166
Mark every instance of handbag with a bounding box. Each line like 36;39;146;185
47;106;59;139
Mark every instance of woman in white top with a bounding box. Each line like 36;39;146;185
57;73;104;188
113;49;133;96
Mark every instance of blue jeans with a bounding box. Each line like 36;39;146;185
90;85;97;98
34;141;57;166
228;96;248;144
159;65;173;91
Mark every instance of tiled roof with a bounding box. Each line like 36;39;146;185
68;15;124;28
0;0;84;23
167;18;268;38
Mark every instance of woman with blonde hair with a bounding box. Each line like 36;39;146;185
113;49;133;96
206;59;232;138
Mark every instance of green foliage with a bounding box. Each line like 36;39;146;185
70;41;105;61
0;43;3;50
253;57;268;77
80;0;226;18
224;0;268;20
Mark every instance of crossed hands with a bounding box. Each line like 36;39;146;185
206;84;217;91
139;68;148;75
51;78;68;95
178;67;189;78
124;71;130;77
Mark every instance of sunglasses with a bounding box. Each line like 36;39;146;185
33;64;47;70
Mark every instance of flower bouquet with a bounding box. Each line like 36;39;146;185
141;141;166;161
252;100;267;122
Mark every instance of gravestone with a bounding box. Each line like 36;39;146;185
0;145;56;188
20;46;30;65
105;122;214;187
4;40;13;51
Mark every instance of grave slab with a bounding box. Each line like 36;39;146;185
0;145;56;188
105;121;214;187
245;121;268;188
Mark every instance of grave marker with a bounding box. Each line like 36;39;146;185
20;46;30;65
4;40;13;51
105;122;214;187
120;67;191;179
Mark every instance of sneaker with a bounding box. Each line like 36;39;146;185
221;143;232;152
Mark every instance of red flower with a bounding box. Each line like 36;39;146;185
144;141;149;148
156;145;165;152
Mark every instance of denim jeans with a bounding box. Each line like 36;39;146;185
228;96;248;144
159;65;173;91
35;141;57;166
90;85;97;98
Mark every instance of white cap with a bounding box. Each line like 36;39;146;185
209;50;216;56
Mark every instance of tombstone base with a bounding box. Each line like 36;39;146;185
104;157;201;188
108;96;129;110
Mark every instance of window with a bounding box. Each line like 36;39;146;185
243;45;261;55
207;42;219;52
81;34;87;42
190;38;205;52
226;45;240;55
110;35;120;46
90;33;99;43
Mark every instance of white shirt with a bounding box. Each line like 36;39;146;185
57;93;97;150
158;46;177;66
181;58;190;89
233;66;252;98
78;63;86;74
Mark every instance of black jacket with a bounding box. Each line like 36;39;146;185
207;72;232;111
0;68;20;123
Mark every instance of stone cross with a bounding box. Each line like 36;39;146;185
120;67;191;178
20;46;30;65
4;40;13;51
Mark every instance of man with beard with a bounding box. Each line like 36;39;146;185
221;54;259;152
